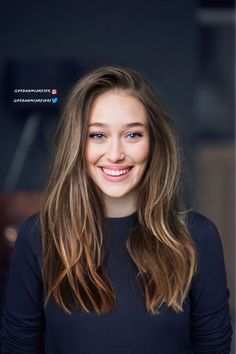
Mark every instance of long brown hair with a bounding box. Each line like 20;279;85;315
40;65;197;315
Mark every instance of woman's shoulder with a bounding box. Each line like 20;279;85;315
19;213;41;236
186;210;223;255
187;210;217;230
187;210;219;234
21;212;41;228
16;213;42;257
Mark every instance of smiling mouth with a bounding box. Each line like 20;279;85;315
99;166;133;177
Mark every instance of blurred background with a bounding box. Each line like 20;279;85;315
0;0;234;351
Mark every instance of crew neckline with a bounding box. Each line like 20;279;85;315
104;211;139;237
105;211;137;221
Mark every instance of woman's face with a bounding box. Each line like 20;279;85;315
85;89;150;211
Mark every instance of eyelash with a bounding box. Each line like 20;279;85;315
89;132;143;141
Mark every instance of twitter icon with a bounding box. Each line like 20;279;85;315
52;98;58;103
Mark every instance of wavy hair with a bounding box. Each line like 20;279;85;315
40;65;197;315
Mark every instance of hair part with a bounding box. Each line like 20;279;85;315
40;65;197;315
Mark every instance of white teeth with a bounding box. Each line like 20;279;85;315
102;168;131;176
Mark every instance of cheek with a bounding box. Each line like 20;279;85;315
135;141;149;164
85;143;100;165
84;145;97;180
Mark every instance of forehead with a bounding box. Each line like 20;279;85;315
88;89;147;126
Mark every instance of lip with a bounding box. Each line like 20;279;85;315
98;166;133;182
99;165;134;170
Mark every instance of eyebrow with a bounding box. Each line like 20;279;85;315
88;122;146;128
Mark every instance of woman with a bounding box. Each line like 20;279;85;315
1;66;232;353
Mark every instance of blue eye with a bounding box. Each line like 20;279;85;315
89;133;106;140
127;132;143;139
89;132;143;141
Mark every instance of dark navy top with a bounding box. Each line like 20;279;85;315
0;211;233;353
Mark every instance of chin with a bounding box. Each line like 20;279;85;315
105;193;129;199
100;187;136;199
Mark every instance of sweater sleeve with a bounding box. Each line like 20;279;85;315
0;215;45;354
188;212;233;354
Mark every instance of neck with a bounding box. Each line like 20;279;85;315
103;192;137;218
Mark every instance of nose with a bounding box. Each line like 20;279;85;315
106;137;125;162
